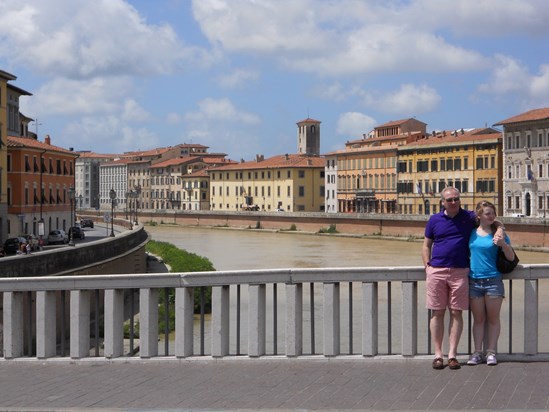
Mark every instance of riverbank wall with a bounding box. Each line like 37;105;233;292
107;210;549;249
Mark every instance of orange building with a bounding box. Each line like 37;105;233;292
7;134;79;238
325;118;427;213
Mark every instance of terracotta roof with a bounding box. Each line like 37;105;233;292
399;128;501;149
151;157;199;168
202;157;237;165
209;154;325;171
177;143;210;149
7;136;78;156
375;118;426;128
120;146;175;158
183;169;209;177
100;158;132;166
76;151;118;159
297;117;321;124
494;108;549;126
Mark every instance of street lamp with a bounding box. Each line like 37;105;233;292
109;188;117;237
134;185;141;224
68;187;75;246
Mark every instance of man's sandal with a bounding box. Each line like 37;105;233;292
448;357;461;370
432;357;444;369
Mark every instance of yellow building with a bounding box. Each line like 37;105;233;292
397;127;502;215
208;154;325;212
325;118;426;213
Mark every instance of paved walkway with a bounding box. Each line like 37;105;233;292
1;357;548;411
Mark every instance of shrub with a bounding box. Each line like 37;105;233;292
145;240;215;333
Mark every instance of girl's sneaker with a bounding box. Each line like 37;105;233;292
467;352;483;365
486;351;497;366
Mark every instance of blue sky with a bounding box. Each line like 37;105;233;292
1;0;548;160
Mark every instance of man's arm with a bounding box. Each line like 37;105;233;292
422;237;433;268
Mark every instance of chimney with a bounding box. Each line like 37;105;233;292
45;135;51;145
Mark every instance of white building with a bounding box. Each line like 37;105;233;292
495;108;549;217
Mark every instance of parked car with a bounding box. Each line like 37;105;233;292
68;226;85;240
20;234;39;251
3;237;26;254
80;218;94;228
47;230;68;245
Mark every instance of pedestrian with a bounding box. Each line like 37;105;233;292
422;187;504;370
467;201;515;366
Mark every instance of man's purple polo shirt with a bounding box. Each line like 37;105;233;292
425;208;477;268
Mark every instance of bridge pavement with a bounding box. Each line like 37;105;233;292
1;357;548;411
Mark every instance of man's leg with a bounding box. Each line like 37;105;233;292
448;309;463;359
430;309;446;358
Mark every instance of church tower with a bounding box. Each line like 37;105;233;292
297;118;321;156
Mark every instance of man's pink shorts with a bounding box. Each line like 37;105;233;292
425;266;469;311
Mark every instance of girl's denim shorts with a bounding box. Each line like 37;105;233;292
469;276;505;298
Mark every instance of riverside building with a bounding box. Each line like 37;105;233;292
494;108;549;217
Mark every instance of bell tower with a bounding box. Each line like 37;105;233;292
297;118;321;156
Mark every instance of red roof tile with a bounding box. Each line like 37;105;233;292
7;136;78;156
494;108;549;126
209;154;325;171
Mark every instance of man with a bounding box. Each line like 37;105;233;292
422;187;503;370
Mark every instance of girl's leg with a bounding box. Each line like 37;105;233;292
485;296;503;351
469;297;487;352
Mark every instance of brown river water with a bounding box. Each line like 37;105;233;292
145;224;548;270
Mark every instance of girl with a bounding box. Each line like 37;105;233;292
467;201;515;366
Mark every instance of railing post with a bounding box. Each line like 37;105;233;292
211;285;230;357
3;292;24;358
248;284;266;357
175;287;194;357
36;291;56;358
401;281;418;356
362;282;378;356
524;279;538;355
70;290;91;359
323;282;340;356
285;283;303;356
104;289;124;358
140;288;159;358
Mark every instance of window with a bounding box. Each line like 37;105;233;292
298;170;305;178
430;160;438;172
298;186;305;196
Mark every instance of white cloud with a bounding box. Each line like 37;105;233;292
363;84;441;115
184;97;260;124
183;97;262;158
21;77;134;116
0;0;214;79
478;55;549;108
166;112;182;124
192;0;492;76
122;99;150;123
217;69;260;89
336;112;377;138
310;82;348;102
411;0;549;37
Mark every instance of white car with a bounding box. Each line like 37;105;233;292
47;229;68;245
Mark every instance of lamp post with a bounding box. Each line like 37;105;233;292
135;185;141;224
109;188;117;237
68;187;75;246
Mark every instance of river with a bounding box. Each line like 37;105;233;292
145;225;548;270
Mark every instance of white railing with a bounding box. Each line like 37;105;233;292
1;265;548;360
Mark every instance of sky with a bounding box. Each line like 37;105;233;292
1;0;548;161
